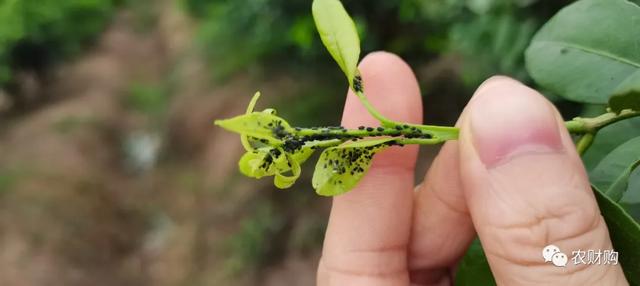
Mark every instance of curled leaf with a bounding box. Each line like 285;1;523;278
238;145;316;189
241;92;262;150
274;154;302;189
312;138;396;196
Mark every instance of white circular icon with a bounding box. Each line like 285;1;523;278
542;244;560;262
551;252;568;267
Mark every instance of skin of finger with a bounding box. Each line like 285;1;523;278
408;141;475;285
457;77;627;285
406;75;507;285
317;51;423;285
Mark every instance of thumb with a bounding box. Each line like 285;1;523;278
458;77;627;285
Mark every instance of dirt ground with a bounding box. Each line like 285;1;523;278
0;1;326;285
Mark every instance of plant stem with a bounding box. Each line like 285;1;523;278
288;110;640;151
576;133;595;155
564;109;640;134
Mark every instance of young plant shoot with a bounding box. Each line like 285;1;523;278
215;0;640;197
215;0;640;282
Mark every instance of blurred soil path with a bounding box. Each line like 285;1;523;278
0;1;320;285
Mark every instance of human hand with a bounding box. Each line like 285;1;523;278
316;52;629;285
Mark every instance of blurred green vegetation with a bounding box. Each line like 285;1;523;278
223;202;287;275
125;82;169;118
183;0;571;88
0;0;118;86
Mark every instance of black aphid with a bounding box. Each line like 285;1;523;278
352;75;363;92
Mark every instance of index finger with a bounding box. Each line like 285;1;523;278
317;51;422;285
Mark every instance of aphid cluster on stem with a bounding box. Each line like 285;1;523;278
352;75;363;93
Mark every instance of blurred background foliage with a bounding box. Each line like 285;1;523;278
4;0;633;285
184;0;570;86
0;0;117;85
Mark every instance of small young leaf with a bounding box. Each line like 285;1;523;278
239;147;284;179
593;186;640;285
606;159;640;202
274;154;302;189
312;0;360;83
239;149;273;179
609;71;640;113
241;92;263;150
214;112;293;144
590;136;640;201
312;138;395;196
239;147;307;189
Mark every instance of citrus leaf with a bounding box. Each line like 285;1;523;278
312;0;360;83
214;112;292;144
593;186;640;285
455;239;496;286
606;159;640;202
590;136;640;202
312;138;394;196
525;0;640;104
582;117;640;170
609;71;640;113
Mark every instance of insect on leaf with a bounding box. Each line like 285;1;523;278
239;148;282;179
274;154;302;189
609;70;640;113
312;138;395;196
214;112;293;144
312;0;361;83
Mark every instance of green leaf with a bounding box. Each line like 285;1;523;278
239;148;284;179
312;0;360;83
214;112;292;144
606;159;640;202
239;150;270;178
239;147;307;189
241;92;262;151
312;138;394;196
455;239;496;286
609;71;640;113
593;186;640;285
274;154;302;189
525;0;640;104
582;117;640;170
590;136;640;201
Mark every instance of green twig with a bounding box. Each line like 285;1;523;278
288;109;639;149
